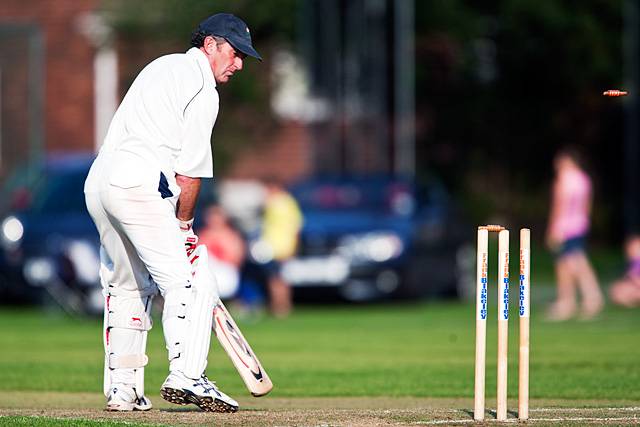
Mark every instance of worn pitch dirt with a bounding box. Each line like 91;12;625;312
1;392;639;426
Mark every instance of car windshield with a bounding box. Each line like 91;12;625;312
291;180;416;216
16;168;89;215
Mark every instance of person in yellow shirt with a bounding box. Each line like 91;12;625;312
260;178;303;317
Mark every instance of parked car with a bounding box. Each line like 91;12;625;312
0;153;216;315
0;153;102;313
271;175;473;302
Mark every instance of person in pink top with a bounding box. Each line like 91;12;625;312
546;147;604;320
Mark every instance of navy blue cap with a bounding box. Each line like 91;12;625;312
197;13;262;61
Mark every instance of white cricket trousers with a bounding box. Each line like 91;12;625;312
85;151;194;386
85;164;191;296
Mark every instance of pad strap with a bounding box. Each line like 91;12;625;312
109;353;149;369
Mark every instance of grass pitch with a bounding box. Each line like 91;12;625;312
0;297;639;425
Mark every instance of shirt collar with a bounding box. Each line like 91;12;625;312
187;47;217;88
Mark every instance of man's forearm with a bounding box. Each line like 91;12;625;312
175;174;201;221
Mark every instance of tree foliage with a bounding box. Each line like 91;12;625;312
102;0;297;42
415;0;624;240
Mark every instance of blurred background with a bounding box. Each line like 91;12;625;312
0;0;634;315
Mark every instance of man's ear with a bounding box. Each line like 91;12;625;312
203;35;217;55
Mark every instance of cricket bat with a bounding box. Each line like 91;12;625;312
212;300;273;396
188;244;273;396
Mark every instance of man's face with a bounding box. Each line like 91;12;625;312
204;37;246;84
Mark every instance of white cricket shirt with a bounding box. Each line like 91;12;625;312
86;47;218;194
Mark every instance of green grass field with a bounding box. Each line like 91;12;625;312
1;287;639;425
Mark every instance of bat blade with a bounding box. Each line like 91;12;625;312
212;301;273;396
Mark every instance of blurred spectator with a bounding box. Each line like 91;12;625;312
259;178;303;318
609;235;640;308
197;204;246;299
546;147;604;321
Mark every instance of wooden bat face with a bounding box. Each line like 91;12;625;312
212;301;273;396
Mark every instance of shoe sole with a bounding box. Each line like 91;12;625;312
134;403;152;411
160;387;238;413
105;402;151;412
105;403;135;412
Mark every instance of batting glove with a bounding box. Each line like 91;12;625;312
179;218;198;257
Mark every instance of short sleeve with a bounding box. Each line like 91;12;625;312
174;88;218;178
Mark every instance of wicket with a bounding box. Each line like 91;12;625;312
474;226;530;421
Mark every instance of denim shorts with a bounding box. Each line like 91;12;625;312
556;235;586;258
263;259;283;277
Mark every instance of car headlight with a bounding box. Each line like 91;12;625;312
23;257;56;287
1;216;24;248
336;232;404;263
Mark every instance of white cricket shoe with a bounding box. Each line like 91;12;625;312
105;384;153;411
134;394;153;411
160;371;238;413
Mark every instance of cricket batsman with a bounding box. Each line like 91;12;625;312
84;13;261;412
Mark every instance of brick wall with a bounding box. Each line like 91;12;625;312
0;0;98;153
224;120;312;184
